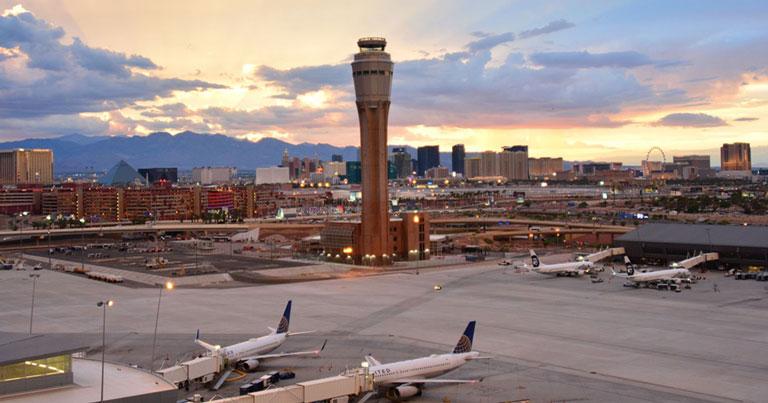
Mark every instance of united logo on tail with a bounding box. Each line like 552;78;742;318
277;300;292;334
452;321;476;354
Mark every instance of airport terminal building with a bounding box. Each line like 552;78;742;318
615;223;768;269
0;333;177;402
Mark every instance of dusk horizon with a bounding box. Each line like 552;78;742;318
1;1;766;164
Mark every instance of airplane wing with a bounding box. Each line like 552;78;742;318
611;269;629;278
288;330;316;336
240;340;326;361
395;378;482;385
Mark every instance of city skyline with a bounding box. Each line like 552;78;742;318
0;1;767;164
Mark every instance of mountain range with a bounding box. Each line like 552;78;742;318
1;132;763;173
0;132;463;173
0;132;364;172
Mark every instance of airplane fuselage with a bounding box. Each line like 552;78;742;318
533;262;594;275
221;332;286;361
627;268;690;283
370;352;478;385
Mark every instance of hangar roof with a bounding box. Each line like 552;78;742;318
616;223;768;249
0;333;89;366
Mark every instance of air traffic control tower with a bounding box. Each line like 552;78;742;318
352;37;393;265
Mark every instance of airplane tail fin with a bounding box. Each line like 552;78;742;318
194;329;220;352
452;321;476;354
365;354;382;367
624;256;634;275
529;250;540;268
276;300;292;334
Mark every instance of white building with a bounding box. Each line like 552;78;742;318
192;167;236;185
323;161;347;176
255;167;290;184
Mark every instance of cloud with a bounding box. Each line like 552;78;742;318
464;19;575;53
652;112;727;128
465;32;515;53
256;64;350;97
70;38;157;76
529;50;655;69
0;8;224;120
733;117;758;122
141;103;192;118
518;19;575;39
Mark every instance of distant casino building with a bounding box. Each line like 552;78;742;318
529;157;564;178
0;149;53;185
452;144;465;175
192;167;236;185
137;167;178;184
391;147;413;179
720;143;751;171
417;146;440;177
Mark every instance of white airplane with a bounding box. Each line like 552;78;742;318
195;301;324;388
611;256;691;287
528;249;595;276
365;321;487;400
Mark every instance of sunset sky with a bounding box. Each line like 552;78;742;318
0;1;766;164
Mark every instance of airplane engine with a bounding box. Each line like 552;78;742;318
239;359;260;372
387;385;421;400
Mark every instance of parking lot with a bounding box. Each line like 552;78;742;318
23;240;311;280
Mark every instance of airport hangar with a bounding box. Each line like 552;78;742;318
615;223;768;269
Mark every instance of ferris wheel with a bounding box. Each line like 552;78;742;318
646;146;666;162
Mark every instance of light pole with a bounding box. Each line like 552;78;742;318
150;281;174;369
18;211;28;259
96;299;114;403
29;273;40;334
80;218;86;271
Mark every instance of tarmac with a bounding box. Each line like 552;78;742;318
1;253;767;402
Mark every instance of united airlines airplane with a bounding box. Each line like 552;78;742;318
365;321;487;400
195;301;324;388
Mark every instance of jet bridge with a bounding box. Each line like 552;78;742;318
203;369;373;403
671;252;719;269
584;247;626;263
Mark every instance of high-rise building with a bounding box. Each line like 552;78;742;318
281;148;290;167
255;167;290;184
720;143;751;171
528;157;564;178
345;161;362;184
416;145;440;176
479;151;499;177
0;149;54;185
331;154;344;162
452;144;465;175
323;161;347;176
192;167;236;185
499;146;528;180
464;157;481;178
391;147;412;178
351;37;394;263
673;155;710;170
425;166;449;179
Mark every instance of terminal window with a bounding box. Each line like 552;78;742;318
0;355;71;383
